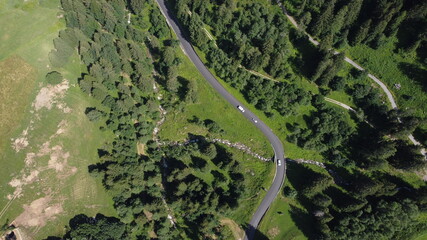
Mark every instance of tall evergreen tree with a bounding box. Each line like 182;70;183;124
351;19;372;45
310;0;337;37
343;0;364;28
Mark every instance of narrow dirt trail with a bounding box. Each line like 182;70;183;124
277;0;424;155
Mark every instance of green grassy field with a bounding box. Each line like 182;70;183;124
0;1;116;238
258;197;307;240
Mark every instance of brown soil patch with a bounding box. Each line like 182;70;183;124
14;196;63;228
148;230;158;239
137;142;146;155
0;56;36;145
8;139;77;200
267;226;280;238
220;218;245;240
143;209;153;221
11;129;29;152
8;170;40;198
48;145;70;172
33;80;69;111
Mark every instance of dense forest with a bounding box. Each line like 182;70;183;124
174;0;311;116
45;0;260;239
284;0;427;58
171;0;427;239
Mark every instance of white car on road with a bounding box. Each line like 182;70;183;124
277;159;282;166
252;118;258;123
237;105;245;112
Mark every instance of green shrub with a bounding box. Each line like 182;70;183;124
45;71;63;85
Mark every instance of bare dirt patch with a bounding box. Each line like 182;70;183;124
137;142;146;155
14;196;63;228
8;123;76;200
143;209;153;221
33;80;69;111
220;218;245;240
267;226;280;238
8;170;40;199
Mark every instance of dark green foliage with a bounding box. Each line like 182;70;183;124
49;29;79;67
85;108;106;122
329;199;420;240
62;214;126;240
283;186;298;199
160;142;244;238
58;0;185;237
203;143;217;159
185;79;198;103
351;19;372;45
311;50;345;86
329;76;345;91
309;0;336;37
290;0;426;56
300;171;333;197
45;71;63;85
290;101;353;152
149;7;169;39
128;0;145;14
388;140;426;171
58;1;252;238
311;193;332;208
172;0;311;115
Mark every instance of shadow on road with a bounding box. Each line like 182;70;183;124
243;223;269;240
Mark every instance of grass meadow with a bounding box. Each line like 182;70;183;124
0;1;115;238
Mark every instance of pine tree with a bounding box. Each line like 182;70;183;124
343;0;363;28
330;6;348;35
310;0;337;37
299;12;312;30
351;19;372;45
385;11;406;37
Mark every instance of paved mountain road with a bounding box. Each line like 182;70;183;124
155;1;286;239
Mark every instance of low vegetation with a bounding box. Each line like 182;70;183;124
0;1;116;239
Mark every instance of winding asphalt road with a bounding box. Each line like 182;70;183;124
155;0;286;239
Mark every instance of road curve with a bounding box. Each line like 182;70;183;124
155;0;286;239
276;0;398;109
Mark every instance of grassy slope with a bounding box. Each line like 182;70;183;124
344;40;427;130
160;49;273;156
258;197;307;240
0;1;115;238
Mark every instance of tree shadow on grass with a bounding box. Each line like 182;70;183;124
289;28;322;79
241;222;269;240
398;62;427;93
289;205;316;239
177;76;190;101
